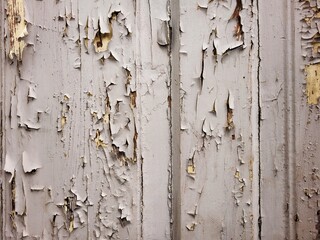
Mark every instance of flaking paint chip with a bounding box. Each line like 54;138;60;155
156;20;170;46
186;222;197;231
22;151;42;173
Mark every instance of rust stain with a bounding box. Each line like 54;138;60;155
305;64;320;105
7;0;28;61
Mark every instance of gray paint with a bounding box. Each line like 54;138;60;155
178;1;259;239
1;0;319;239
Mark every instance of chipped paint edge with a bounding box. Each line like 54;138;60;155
0;0;4;237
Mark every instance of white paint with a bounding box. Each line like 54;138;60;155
1;0;318;239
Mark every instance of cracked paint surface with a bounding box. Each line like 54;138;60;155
2;0;142;239
179;0;258;239
2;0;318;239
2;0;173;238
301;0;320;105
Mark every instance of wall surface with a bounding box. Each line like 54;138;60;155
0;0;319;239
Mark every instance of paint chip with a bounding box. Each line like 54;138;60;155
157;20;170;46
22;151;42;173
186;222;197;231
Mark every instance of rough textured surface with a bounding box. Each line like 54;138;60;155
260;0;320;239
1;0;319;239
297;0;320;239
3;0;141;239
178;0;259;239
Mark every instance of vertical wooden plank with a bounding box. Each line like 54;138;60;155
259;0;297;238
2;0;140;239
170;0;181;239
259;0;287;236
77;1;139;239
136;0;172;238
0;0;3;237
178;1;259;239
296;0;320;239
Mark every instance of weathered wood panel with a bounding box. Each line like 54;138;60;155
2;0;143;238
178;1;259;239
260;0;320;239
296;0;320;239
259;0;292;238
137;0;172;239
2;0;320;240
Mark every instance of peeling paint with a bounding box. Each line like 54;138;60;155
180;0;257;238
93;13;116;53
7;0;28;61
226;91;235;130
22;151;41;174
305;64;320;104
300;0;320;104
0;0;261;239
157;20;170;46
186;222;197;231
